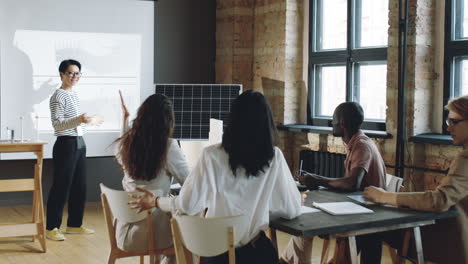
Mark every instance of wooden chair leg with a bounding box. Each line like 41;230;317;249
268;228;278;255
228;227;235;264
386;244;400;264
139;255;144;264
321;238;331;264
108;254;118;264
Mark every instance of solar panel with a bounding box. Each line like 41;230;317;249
154;84;242;140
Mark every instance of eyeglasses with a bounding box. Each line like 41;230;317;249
64;71;82;77
446;118;467;126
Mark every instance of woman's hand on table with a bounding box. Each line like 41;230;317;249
363;186;387;204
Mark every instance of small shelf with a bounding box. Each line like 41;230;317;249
409;133;454;145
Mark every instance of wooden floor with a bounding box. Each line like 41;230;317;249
0;202;395;264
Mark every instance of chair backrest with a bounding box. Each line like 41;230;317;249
100;183;163;223
385;174;403;193
172;214;247;257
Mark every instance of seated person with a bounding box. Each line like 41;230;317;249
129;90;302;264
280;102;387;264
114;92;190;264
364;95;468;264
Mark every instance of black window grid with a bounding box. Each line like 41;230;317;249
308;0;388;131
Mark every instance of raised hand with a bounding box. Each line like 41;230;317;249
119;90;130;120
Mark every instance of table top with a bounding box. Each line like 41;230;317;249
0;140;47;145
270;189;458;237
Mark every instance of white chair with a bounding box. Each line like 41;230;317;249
383;174;407;264
100;183;174;264
170;214;247;264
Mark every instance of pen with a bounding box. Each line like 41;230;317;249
311;202;320;209
294;160;304;181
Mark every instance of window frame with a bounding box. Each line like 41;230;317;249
307;0;388;131
444;0;468;132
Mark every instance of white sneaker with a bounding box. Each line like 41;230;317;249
65;226;95;234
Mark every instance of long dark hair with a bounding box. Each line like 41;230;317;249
222;90;279;177
116;94;174;181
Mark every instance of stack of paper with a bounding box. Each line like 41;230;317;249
312;202;373;215
301;205;320;214
208;118;223;145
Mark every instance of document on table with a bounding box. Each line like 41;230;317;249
347;194;375;205
311;201;373;215
301;205;320;214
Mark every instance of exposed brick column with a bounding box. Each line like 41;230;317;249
284;0;303;124
405;0;436;136
255;0;287;123
216;0;254;90
385;0;436;162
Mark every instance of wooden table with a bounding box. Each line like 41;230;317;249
270;189;458;264
0;142;47;252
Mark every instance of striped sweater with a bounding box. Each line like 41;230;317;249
49;88;84;136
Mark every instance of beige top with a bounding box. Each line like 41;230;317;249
396;149;468;264
345;131;387;190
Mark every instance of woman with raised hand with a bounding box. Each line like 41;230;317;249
129;90;301;264
115;91;190;264
364;95;468;264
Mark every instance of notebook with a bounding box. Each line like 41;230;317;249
311;201;374;215
301;205;320;214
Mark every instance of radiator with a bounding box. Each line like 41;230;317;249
299;150;346;178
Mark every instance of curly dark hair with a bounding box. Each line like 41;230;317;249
116;93;174;181
222;90;279;177
335;102;364;134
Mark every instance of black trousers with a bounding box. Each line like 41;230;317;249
46;136;87;230
204;231;278;264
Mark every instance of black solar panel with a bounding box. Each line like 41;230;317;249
155;84;242;140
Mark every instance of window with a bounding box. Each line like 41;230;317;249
308;0;389;130
445;0;468;104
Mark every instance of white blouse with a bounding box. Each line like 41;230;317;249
159;144;301;246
